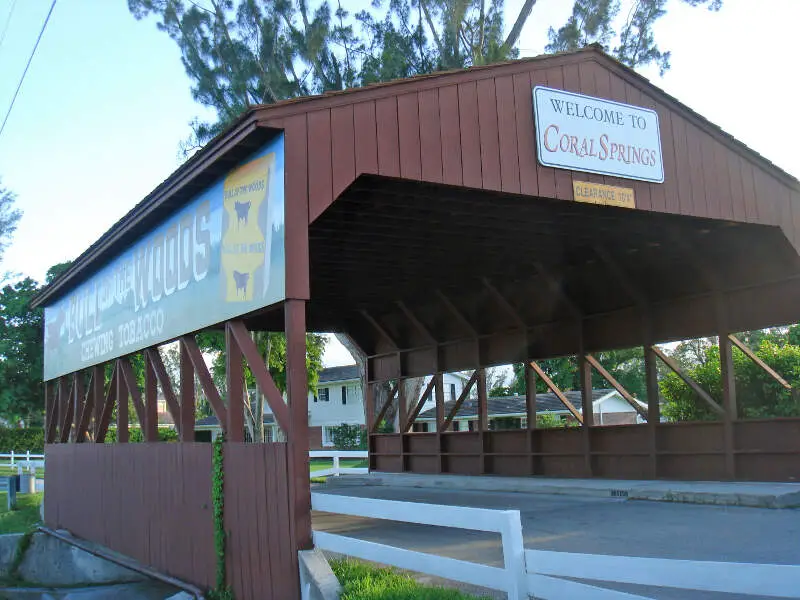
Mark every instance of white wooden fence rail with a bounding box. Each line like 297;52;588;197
311;491;527;599
312;492;800;600
0;452;44;472
309;450;368;477
526;549;800;599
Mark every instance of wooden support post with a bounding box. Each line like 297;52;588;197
719;331;738;480
73;372;84;443
225;323;245;443
285;298;311;550
578;350;593;476
434;373;445;473
371;383;398;433
476;369;488;432
180;341;195;443
58;376;72;443
644;345;660;478
119;357;146;430
404;378;435;432
116;362;129;443
75;368;97;443
45;381;57;444
525;362;536;429
398;380;408;434
93;364;105;440
144;352;158;442
95;363;117;443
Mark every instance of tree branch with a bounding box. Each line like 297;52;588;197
503;0;538;53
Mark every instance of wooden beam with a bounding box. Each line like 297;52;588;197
225;323;245;442
435;290;478;337
477;369;488;432
95;364;117;442
434;373;445;432
371;382;398;433
482;278;526;329
117;361;129;443
532;261;582;319
45;381;57;444
180;340;195;442
398;379;408;434
719;332;737;479
75;367;98;443
59;376;74;443
528;361;583;423
593;245;648;308
360;310;399;349
119;357;146;429
93;364;105;440
404;377;435;432
442;371;479;429
145;348;181;433
525;362;536;429
396;301;437;345
180;336;227;433
585;354;648;420
72;372;84;443
144;353;158;442
227;321;291;433
650;346;725;416
729;334;792;391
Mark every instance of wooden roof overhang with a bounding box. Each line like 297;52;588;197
35;48;800;381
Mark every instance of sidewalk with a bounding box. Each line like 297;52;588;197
326;472;800;508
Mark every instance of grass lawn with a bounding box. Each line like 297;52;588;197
331;559;491;600
0;466;43;477
0;493;42;535
309;458;367;473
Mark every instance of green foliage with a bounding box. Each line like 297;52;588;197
661;335;800;422
329;423;366;450
331;558;491;600
0;262;72;428
0;179;22;264
209;435;233;600
104;427;179;443
547;0;722;75
0;428;44;452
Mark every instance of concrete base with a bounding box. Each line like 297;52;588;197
326;472;800;508
299;548;341;600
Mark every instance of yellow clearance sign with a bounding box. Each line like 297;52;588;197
572;180;636;209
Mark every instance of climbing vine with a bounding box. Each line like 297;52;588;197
209;435;233;600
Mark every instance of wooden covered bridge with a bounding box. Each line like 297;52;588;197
34;47;800;599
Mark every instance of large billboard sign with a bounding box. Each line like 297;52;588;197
43;134;286;381
533;86;664;183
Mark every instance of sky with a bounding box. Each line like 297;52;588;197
0;0;798;369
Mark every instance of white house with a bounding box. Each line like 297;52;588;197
414;389;647;431
195;365;470;448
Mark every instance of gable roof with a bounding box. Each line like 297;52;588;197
417;389;621;421
33;45;799;310
319;365;360;384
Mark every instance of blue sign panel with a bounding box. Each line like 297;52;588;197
43;134;286;380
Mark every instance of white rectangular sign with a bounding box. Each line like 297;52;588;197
533;86;664;183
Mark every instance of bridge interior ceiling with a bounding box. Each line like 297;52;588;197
245;175;800;377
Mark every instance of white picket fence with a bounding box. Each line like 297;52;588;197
311;492;800;599
309;450;368;478
0;451;44;473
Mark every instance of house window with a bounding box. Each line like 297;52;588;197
341;386;347;405
319;388;329;402
321;426;335;447
264;427;273;443
452;420;460;432
450;383;456;401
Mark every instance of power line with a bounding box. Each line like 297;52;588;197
0;0;19;51
0;0;57;139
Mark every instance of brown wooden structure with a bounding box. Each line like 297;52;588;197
35;47;800;598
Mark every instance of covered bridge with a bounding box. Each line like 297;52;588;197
34;47;800;599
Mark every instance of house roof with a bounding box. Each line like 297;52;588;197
319;365;360;384
417;389;622;421
196;414;275;428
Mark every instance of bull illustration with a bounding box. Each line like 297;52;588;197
234;200;251;228
232;270;250;298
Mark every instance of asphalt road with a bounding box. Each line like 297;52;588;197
312;485;800;599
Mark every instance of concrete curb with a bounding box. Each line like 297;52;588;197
325;473;800;509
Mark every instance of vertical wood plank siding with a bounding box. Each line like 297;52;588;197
44;443;295;600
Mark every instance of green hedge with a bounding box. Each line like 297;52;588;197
0;429;45;453
104;428;179;443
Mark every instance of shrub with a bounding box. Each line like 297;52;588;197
0;428;44;452
329;423;366;450
104;427;179;443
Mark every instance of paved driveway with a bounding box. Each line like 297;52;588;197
312;485;800;599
